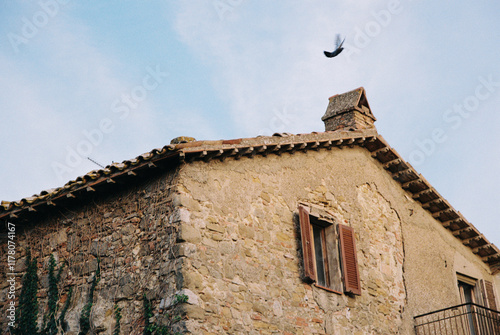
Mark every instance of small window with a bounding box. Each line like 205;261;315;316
298;205;361;295
457;273;499;311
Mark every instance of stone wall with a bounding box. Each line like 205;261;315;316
0;170;185;334
174;149;405;334
175;146;496;334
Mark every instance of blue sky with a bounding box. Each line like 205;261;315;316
1;1;499;246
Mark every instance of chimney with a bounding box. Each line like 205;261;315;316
321;87;376;131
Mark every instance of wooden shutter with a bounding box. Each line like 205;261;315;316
480;279;498;310
339;224;361;295
298;205;316;282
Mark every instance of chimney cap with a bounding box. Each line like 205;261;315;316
321;87;376;122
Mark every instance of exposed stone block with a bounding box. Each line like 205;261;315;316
238;223;255;239
178;223;201;243
180;304;205;319
90;241;109;257
206;223;225;234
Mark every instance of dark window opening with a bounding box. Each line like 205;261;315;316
312;223;328;287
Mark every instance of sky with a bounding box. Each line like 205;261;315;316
0;1;499;246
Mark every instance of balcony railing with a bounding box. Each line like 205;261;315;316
414;303;500;335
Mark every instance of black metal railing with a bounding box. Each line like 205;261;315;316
414;303;500;335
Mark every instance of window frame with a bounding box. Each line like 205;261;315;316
457;273;499;311
298;204;361;296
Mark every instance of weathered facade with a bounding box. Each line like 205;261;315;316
1;88;499;334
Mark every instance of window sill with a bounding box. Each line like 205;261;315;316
313;284;343;295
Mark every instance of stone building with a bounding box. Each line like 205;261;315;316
1;88;499;334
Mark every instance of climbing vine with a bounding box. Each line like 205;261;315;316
8;171;185;334
143;293;188;335
78;257;101;335
113;304;122;335
11;251;70;335
14;249;39;335
58;286;73;333
42;255;65;335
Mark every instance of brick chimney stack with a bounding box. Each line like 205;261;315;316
321;87;376;131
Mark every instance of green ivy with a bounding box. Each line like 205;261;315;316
143;294;188;335
15;249;39;335
143;294;153;335
113;304;122;335
78;258;101;335
42;255;65;335
12;252;188;335
58;286;73;333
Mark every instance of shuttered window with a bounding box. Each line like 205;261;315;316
298;205;360;295
456;275;498;312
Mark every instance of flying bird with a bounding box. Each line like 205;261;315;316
324;34;345;58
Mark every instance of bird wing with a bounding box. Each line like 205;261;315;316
335;34;342;48
337;37;345;49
